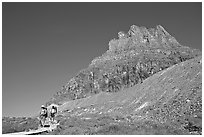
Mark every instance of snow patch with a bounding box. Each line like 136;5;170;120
134;102;149;112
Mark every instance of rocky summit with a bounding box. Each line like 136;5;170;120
47;25;201;106
2;25;202;135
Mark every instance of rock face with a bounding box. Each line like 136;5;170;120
47;25;201;106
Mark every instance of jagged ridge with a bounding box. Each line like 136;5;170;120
47;25;201;106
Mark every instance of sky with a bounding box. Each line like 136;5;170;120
2;2;202;117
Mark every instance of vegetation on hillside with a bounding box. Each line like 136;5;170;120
43;56;202;135
2;117;39;134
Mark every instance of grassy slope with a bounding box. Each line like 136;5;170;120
2;117;39;134
47;56;201;135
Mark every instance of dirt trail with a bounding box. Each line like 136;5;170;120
7;123;59;135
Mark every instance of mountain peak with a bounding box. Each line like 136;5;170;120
91;25;181;67
128;24;171;38
107;25;179;55
48;25;201;107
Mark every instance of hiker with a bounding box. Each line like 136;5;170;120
50;105;57;123
39;105;48;127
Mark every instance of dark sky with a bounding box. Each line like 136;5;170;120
2;2;202;117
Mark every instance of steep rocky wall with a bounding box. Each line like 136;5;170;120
47;25;201;106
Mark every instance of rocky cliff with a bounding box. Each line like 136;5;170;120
47;25;201;106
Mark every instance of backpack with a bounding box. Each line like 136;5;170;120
40;108;48;116
51;107;57;114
